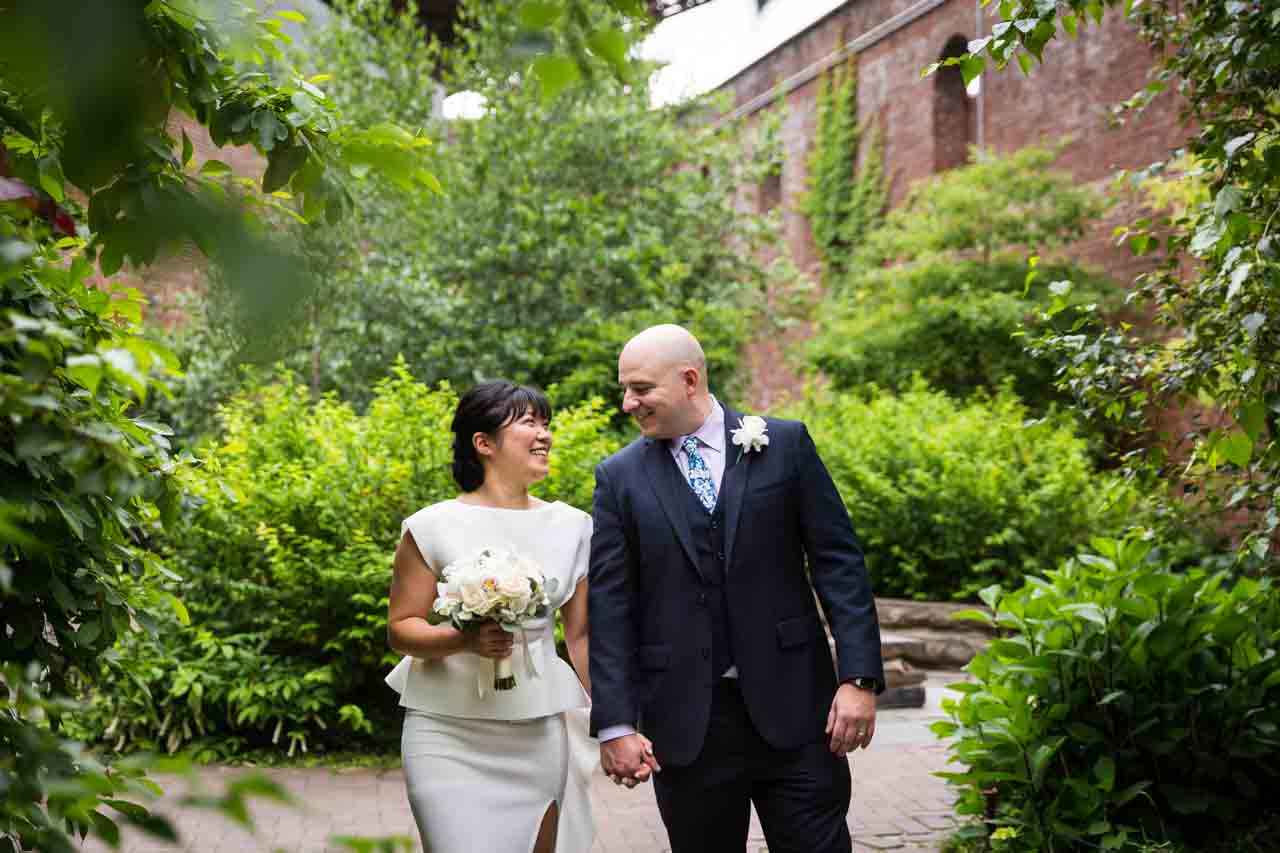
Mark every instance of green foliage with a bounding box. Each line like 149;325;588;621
785;382;1129;600
935;535;1280;851
168;0;777;440
0;164;190;851
80;368;620;756
807;256;1111;411
953;0;1280;560
807;147;1113;411
0;0;434;331
862;146;1105;265
0;1;439;846
800;61;887;282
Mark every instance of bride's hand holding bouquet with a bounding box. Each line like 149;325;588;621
427;546;557;690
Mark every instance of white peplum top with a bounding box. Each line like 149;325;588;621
385;498;592;721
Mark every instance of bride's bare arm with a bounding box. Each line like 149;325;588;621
561;577;590;694
387;531;513;661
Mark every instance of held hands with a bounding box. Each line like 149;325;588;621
464;622;514;659
600;733;661;789
826;683;876;754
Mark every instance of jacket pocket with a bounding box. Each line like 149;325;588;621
638;643;671;671
776;616;821;649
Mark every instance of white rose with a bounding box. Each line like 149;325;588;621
730;415;770;454
459;579;489;612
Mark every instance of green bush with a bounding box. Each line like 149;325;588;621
807;256;1111;413
786;382;1129;600
78;366;621;757
805;146;1117;419
935;535;1280;851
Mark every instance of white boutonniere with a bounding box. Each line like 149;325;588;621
730;415;769;461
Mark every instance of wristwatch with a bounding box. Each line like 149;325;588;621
847;676;878;691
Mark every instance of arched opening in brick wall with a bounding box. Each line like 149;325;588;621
933;34;974;173
758;167;782;212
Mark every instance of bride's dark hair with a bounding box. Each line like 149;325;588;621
451;381;552;492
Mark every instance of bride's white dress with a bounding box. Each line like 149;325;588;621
385;498;597;852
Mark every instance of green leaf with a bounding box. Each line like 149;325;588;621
587;28;629;74
950;608;994;626
419;170;444;195
165;593;191;627
1213;611;1249;644
252;111;287;152
518;1;563;29
275;9;306;22
48;573;78;610
978;584;1003;611
1030;736;1066;783
1190;218;1225;255
1112;780;1151;806
38;156;66;203
89;811;121;847
263;145;307;194
1214;185;1244;218
181;130;194;167
1219;430;1253;467
961;54;987;86
1094;755;1116;792
1063;603;1107;625
200;160;232;176
1067;722;1105;743
531;55;581;104
990;638;1031;659
66;354;104;394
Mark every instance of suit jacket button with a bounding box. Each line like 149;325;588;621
716;552;725;562
701;648;710;660
697;593;707;606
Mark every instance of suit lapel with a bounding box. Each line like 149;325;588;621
642;438;704;580
719;405;752;571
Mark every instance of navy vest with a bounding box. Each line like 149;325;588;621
677;475;735;677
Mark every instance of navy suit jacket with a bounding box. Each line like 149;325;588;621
588;404;883;767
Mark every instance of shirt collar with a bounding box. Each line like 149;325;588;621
678;396;724;455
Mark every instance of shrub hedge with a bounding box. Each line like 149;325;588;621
787;381;1131;600
936;535;1280;851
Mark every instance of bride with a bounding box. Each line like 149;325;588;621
385;381;626;852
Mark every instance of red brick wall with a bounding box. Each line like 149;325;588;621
716;0;1189;407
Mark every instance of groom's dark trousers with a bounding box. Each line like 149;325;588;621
589;407;884;853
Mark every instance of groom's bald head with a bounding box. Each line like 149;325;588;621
618;325;713;439
620;324;708;387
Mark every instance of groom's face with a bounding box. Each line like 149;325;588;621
618;356;696;440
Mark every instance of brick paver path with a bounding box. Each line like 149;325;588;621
81;674;966;853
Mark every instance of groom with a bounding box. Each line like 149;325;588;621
589;324;884;853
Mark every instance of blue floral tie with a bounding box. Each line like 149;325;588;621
682;436;717;512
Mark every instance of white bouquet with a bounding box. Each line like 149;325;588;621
427;546;556;690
